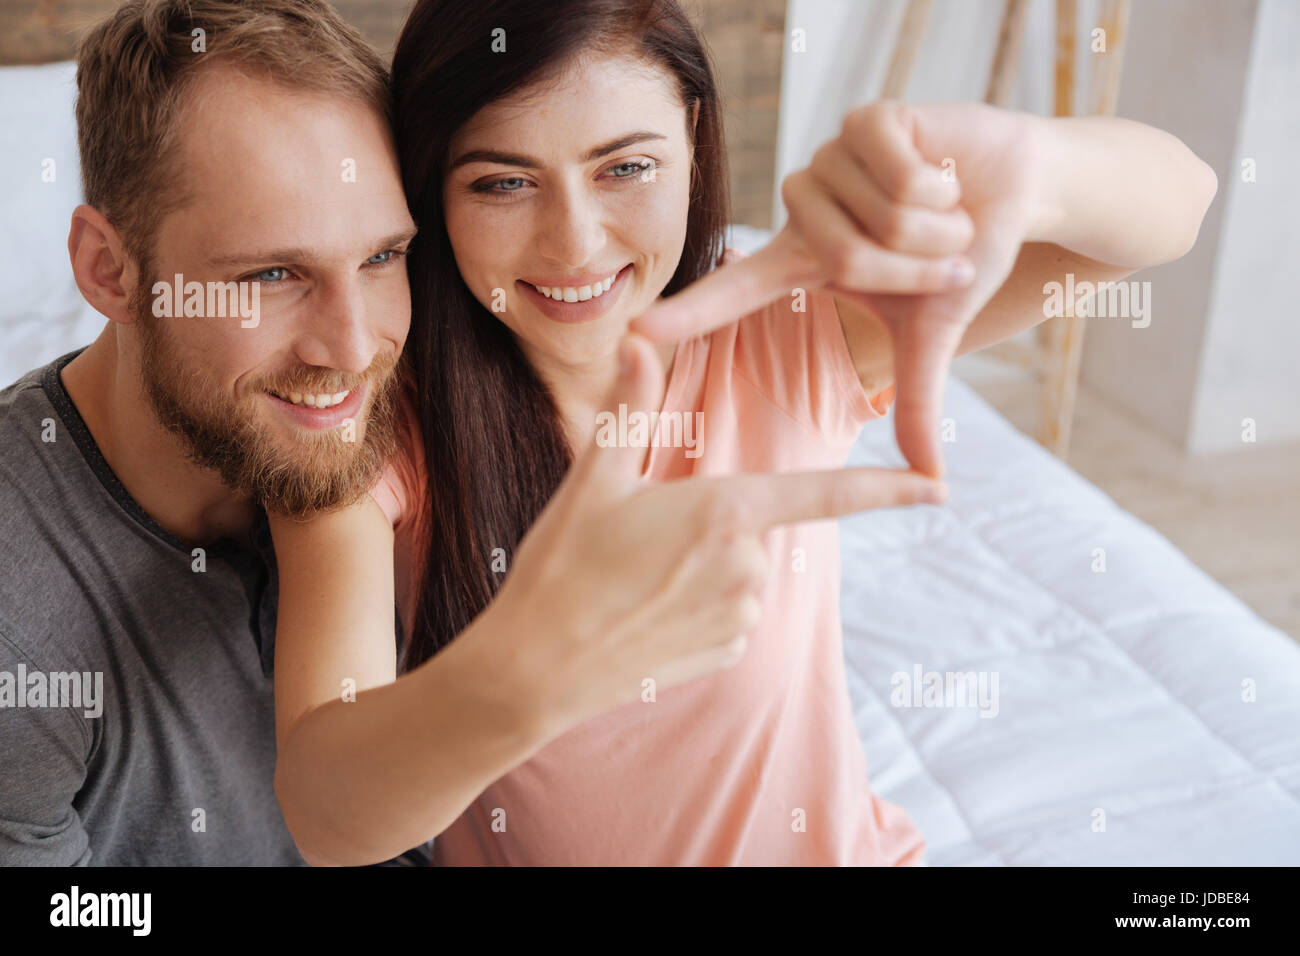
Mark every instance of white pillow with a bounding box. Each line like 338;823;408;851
0;61;105;385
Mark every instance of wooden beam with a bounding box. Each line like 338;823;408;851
882;0;935;99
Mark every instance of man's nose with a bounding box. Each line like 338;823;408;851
294;279;378;378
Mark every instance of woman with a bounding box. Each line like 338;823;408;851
270;0;1216;866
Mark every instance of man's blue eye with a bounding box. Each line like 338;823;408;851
255;267;287;283
493;178;526;191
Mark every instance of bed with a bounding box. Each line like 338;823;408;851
720;222;1300;867
7;60;1300;867
839;375;1300;865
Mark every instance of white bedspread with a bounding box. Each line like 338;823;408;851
840;375;1300;865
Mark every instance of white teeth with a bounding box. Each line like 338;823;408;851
531;270;620;302
274;389;350;408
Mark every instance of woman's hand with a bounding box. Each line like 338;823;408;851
471;332;946;735
634;101;1046;477
836;103;1046;477
268;329;944;867
636;101;1216;479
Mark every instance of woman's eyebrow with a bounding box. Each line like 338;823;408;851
449;131;667;171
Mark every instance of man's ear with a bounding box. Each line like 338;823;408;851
68;204;140;325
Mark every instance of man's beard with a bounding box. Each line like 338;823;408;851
131;272;403;520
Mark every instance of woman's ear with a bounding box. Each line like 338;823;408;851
691;98;700;138
68;204;139;325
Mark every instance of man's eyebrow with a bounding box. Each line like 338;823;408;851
448;131;668;171
206;229;419;267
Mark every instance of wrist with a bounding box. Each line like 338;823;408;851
445;599;571;751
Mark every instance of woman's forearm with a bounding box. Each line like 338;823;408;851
274;607;557;867
270;498;559;866
1029;114;1218;268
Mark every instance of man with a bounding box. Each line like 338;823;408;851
0;0;941;866
0;0;413;866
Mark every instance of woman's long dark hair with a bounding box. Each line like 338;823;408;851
391;0;730;668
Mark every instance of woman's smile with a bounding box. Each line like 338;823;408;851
515;262;634;324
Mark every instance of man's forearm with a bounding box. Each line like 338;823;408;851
274;610;557;867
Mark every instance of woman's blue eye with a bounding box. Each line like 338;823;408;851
610;161;653;179
255;267;287;283
367;251;394;265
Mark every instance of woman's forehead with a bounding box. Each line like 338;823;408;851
454;51;685;146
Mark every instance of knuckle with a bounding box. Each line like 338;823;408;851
810;142;836;175
736;593;764;632
926;257;957;288
879;204;913;248
952;208;976;243
892;168;928;204
828;242;869;288
780;169;807;207
722;635;748;667
841;104;874;140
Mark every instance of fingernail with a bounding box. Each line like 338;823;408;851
946;259;976;287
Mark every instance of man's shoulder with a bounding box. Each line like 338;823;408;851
0;350;81;448
0;352;84;507
0;350;108;660
0;360;55;421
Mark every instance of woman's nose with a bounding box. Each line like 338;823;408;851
534;186;607;267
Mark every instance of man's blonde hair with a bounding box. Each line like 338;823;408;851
75;0;390;263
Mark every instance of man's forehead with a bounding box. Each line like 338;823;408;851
165;67;410;262
177;71;388;182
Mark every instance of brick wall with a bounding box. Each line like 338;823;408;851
2;0;785;226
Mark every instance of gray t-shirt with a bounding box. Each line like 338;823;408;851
0;348;305;865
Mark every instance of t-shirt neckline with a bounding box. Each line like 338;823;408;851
40;347;269;562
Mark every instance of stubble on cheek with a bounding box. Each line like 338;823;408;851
131;277;403;518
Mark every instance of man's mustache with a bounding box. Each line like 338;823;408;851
261;360;398;398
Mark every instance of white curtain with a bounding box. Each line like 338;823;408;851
774;0;1105;226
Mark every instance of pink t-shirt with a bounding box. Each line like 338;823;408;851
369;290;923;865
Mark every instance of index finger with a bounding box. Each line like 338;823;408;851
687;466;948;532
630;233;804;343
